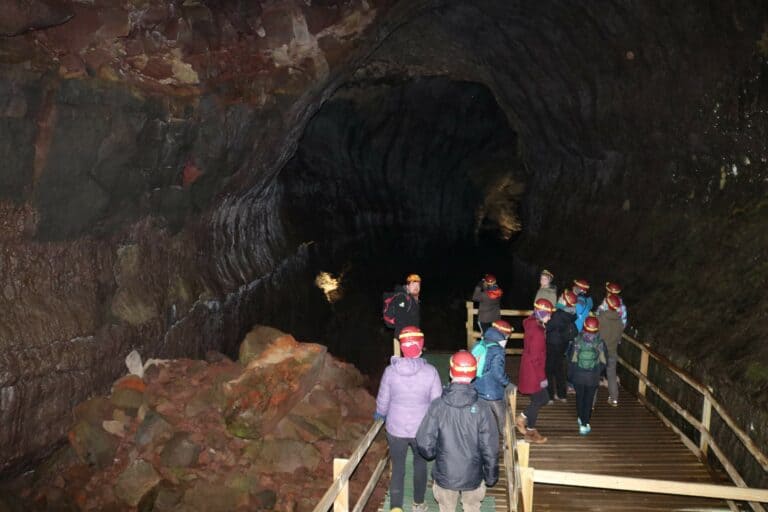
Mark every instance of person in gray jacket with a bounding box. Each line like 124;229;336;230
534;269;558;306
416;351;499;512
472;274;503;334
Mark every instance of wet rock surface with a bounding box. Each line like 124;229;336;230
13;329;385;511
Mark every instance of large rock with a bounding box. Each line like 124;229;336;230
223;335;327;439
238;325;287;365
114;459;161;507
250;439;321;474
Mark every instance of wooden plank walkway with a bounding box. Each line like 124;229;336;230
498;364;730;511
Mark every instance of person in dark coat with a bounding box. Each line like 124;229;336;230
472;274;503;334
545;289;579;402
384;273;421;337
569;315;607;434
473;320;514;432
416;351;498;512
515;299;554;444
597;294;625;406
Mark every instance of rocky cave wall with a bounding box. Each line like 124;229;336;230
1;0;767;486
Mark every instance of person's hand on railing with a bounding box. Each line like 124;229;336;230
373;412;386;422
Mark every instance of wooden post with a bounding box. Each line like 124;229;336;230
518;440;530;469
520;467;534;512
333;458;349;512
700;397;712;457
638;350;650;397
466;301;475;349
392;338;401;357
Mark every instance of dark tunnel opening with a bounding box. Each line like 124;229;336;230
279;77;530;377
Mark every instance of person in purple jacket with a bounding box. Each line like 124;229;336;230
375;326;443;512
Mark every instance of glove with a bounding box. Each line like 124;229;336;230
373;412;386;422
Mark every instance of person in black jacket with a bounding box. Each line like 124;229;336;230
545;289;579;402
416;351;499;512
384;273;421;337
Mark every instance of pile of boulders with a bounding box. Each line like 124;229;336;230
26;326;386;511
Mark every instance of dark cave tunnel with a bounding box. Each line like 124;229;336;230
1;0;768;506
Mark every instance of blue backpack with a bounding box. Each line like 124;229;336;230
471;339;489;377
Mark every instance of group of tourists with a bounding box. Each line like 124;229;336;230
375;270;627;512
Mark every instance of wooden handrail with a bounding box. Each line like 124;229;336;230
465;302;531;349
504;384;520;511
621;333;768;472
313;419;385;512
532;469;768;502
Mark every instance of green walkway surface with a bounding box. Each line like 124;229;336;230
380;352;496;511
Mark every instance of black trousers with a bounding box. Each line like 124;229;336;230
386;433;427;507
575;384;598;425
545;343;568;399
523;388;550;428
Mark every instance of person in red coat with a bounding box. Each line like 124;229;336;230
515;298;554;444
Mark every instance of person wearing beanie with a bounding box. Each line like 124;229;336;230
545;290;579;402
598;281;628;327
473;320;514;432
416;351;498;512
569;316;607;434
534;269;558;306
572;279;594;332
515;299;554;444
472;274;503;334
597;294;625;406
375;326;442;512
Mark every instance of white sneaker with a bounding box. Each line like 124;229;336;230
412;503;429;512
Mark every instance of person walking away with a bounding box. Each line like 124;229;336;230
569;316;607;434
472;274;503;334
416;351;499;512
597;294;624;406
598;281;628;326
534;269;557;306
375;326;442;512
473;320;514;433
572;279;594;332
545;290;579;402
514;299;554;444
383;274;422;355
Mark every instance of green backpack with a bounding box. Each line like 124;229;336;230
575;338;599;371
471;339;489;377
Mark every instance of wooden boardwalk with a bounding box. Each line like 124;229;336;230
501;383;729;511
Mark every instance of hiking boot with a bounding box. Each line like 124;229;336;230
567;385;576;395
515;413;527;435
556;396;567;403
608;397;618;407
412;503;429;512
390;508;403;512
579;424;592;435
525;428;548;444
547;399;554;405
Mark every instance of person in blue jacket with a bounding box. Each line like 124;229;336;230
473;320;513;433
572;279;594;331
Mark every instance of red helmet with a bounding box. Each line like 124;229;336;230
533;298;555;312
605;293;622;311
449;350;477;382
605;282;622;294
491;319;513;336
583;316;600;333
483;274;497;285
561;289;578;307
398;326;424;358
573;279;590;292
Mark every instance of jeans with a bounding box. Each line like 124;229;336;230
606;356;619;400
433;481;486;512
523;388;550;428
545;343;567;399
484;398;505;434
575;384;598;425
387;433;427;507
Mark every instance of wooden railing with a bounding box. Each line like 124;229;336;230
313;419;388;512
465;302;531;355
497;319;768;512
